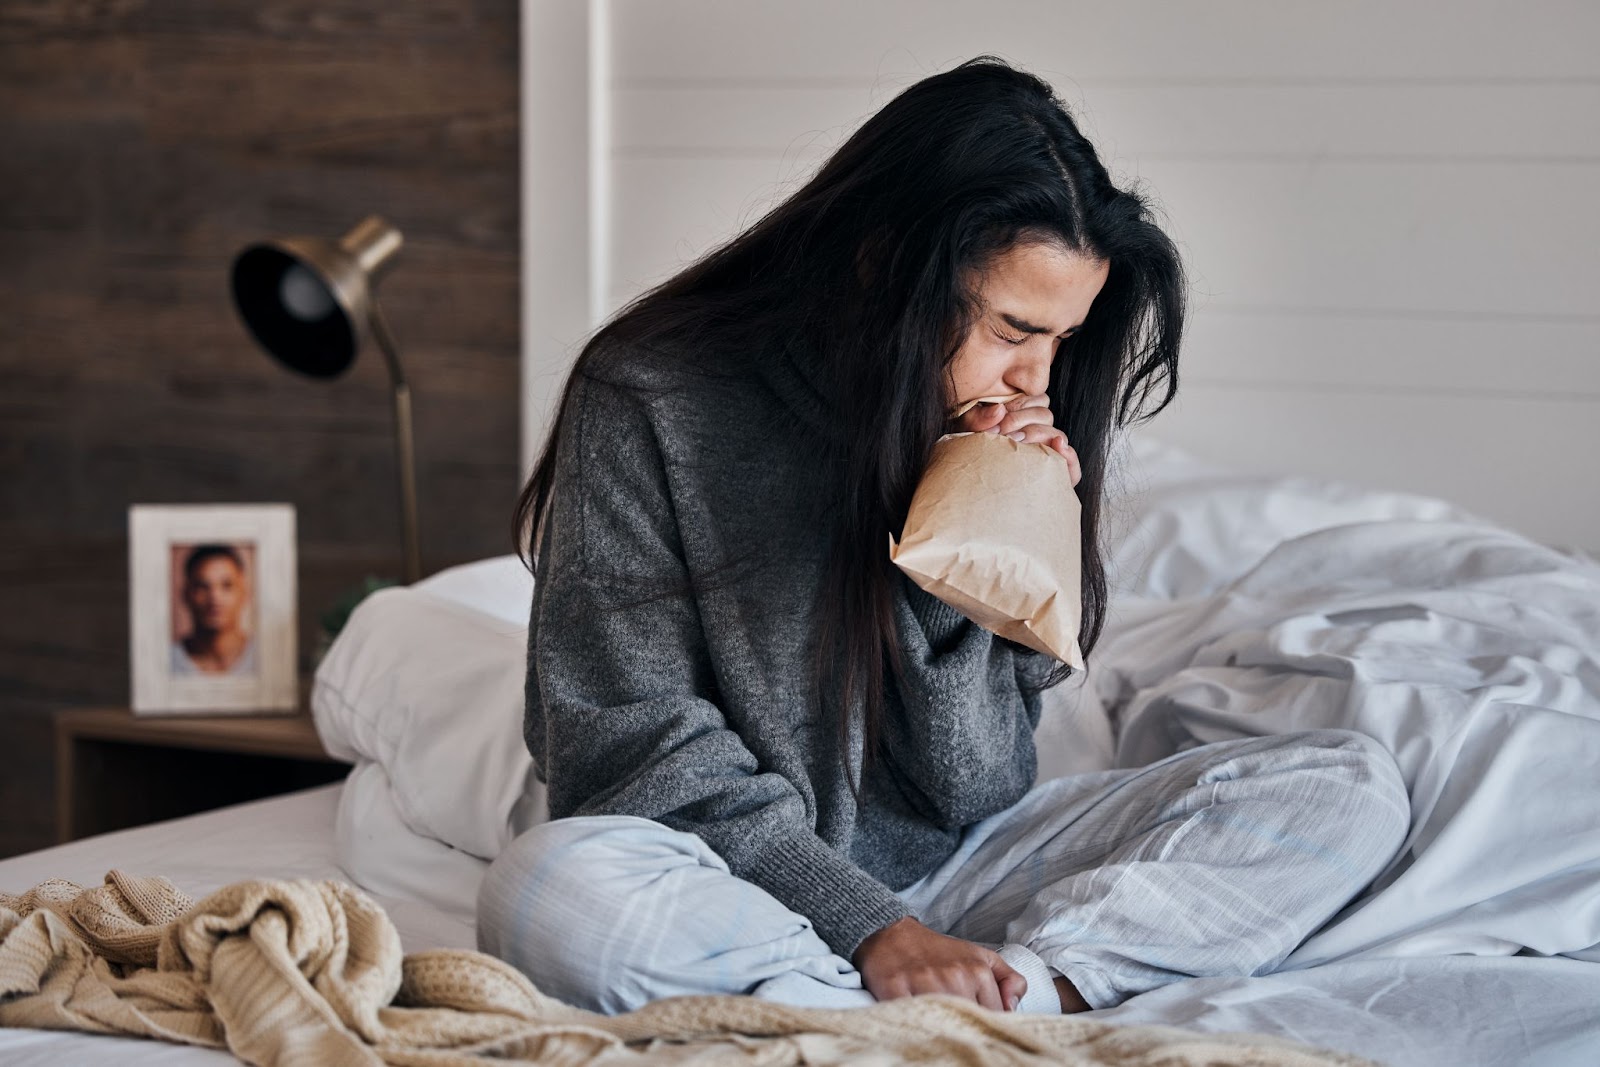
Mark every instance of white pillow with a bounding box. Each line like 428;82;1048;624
410;553;537;625
334;759;497;921
312;558;545;868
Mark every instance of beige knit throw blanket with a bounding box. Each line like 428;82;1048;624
0;870;1377;1067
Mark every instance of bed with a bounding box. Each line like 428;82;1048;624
3;433;1598;1066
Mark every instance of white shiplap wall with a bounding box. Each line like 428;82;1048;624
523;0;1600;554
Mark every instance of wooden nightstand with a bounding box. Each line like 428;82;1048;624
54;708;351;843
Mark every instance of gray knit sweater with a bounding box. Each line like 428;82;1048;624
524;336;1053;960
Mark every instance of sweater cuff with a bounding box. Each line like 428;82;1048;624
738;830;912;960
897;571;972;652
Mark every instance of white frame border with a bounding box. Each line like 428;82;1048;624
129;503;298;715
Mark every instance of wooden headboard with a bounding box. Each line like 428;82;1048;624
520;0;1600;556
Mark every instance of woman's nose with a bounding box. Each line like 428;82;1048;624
1009;351;1053;397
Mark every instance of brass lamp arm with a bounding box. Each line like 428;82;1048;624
369;301;421;584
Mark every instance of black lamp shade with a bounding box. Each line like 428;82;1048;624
231;244;359;378
229;217;402;379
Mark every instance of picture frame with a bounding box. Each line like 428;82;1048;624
129;503;298;715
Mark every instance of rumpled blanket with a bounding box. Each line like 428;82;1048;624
0;870;1376;1066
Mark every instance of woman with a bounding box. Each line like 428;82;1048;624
482;57;1410;1016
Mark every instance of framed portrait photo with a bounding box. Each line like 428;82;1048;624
129;503;298;715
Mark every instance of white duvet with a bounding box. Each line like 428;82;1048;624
312;433;1600;1066
1099;518;1600;969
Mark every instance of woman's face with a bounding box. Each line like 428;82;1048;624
183;556;248;636
945;240;1110;411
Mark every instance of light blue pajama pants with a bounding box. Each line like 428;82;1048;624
477;729;1410;1015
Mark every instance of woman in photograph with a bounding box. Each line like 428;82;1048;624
482;57;1410;1016
169;543;258;677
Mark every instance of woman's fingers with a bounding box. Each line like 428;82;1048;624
878;975;913;1001
951;394;1048;435
950;397;1082;488
963;401;1010;434
1003;425;1082;487
972;968;1007;1012
1006;393;1052;412
1005;423;1064;448
856;919;1030;1012
900;967;1003;1010
995;403;1055;436
991;956;1028;1013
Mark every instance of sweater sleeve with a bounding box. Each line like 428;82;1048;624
880;570;1042;828
900;576;974;655
526;372;910;960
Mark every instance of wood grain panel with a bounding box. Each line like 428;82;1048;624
0;0;520;856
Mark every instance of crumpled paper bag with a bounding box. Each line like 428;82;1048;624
890;395;1085;669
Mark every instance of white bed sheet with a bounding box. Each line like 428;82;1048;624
5;760;1596;1067
1089;955;1600;1067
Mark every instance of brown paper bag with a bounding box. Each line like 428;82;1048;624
890;399;1085;669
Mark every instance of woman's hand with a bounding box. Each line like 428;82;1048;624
949;395;1082;488
853;916;1029;1012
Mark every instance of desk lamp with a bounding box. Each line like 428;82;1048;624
229;216;421;584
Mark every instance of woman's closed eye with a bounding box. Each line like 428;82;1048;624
991;326;1028;346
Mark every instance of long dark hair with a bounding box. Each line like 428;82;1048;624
511;56;1185;793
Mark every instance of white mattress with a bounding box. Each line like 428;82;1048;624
0;784;474;1067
